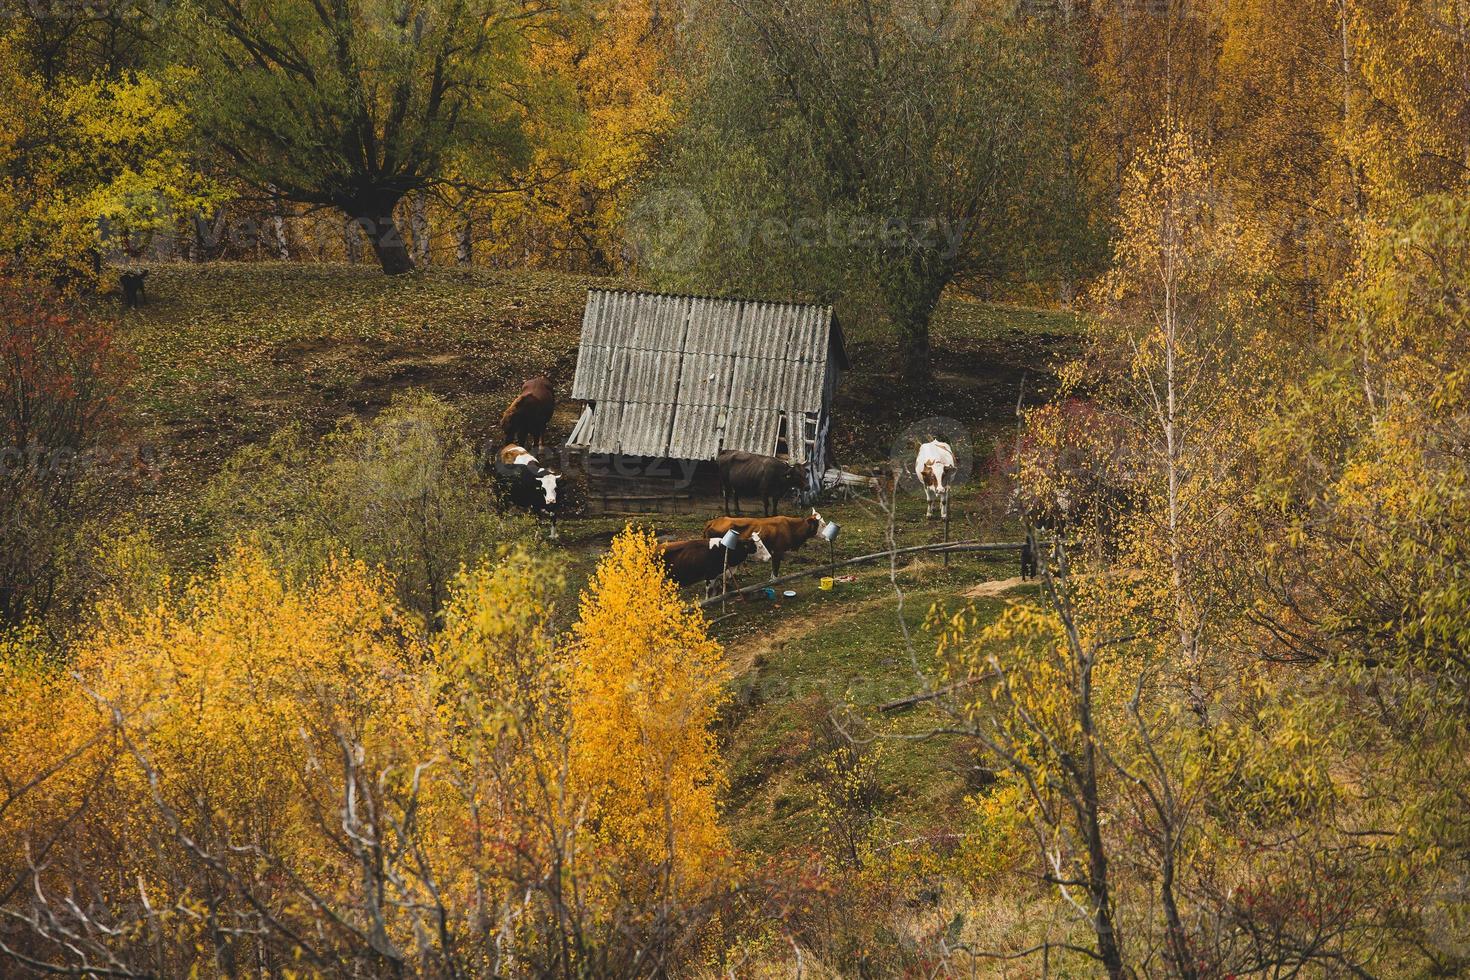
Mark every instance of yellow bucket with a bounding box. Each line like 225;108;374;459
819;577;834;591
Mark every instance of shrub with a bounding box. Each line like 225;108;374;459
0;272;123;625
204;390;521;623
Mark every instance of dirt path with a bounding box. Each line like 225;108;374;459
722;572;1030;678
963;576;1027;598
719;590;901;678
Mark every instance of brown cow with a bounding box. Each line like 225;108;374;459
657;537;755;596
500;376;555;447
704;509;824;580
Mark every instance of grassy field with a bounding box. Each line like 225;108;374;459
111;261;1079;854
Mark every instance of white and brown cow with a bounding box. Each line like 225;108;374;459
915;439;956;520
704;510;821;581
657;535;758;598
496;443;562;539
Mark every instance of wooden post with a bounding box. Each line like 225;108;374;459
943;512;951;567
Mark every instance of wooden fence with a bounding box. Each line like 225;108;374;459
697;538;1026;608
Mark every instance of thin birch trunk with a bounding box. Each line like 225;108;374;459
344;216;361;264
457;212;474;267
411;191;430;267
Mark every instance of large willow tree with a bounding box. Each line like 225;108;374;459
653;0;1085;385
176;0;539;274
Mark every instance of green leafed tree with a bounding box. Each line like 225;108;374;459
175;0;540;274
650;0;1087;385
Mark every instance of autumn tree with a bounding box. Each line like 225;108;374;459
509;0;682;272
928;128;1399;976
1083;127;1279;720
1342;0;1470;207
1245;196;1470;962
203;391;516;622
0;39;225;280
174;0;541;274
570;528;730;916
659;0;1077;385
0;533;743;974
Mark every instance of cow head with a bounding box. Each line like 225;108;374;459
918;448;952;490
538;470;560;506
787;462;810;500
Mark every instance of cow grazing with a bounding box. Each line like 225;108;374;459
704;509;824;580
120;270;148;308
915;439;956;520
657;536;754;596
500;376;555;447
496;443;562;539
717;450;806;516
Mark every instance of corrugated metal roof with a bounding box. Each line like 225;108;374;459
570;289;843;462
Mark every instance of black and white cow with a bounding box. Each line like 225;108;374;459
496;443;562;539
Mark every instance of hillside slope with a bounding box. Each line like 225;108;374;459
116;262;1078;488
111;261;1078;855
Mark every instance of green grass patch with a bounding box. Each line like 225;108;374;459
713;562;1032;853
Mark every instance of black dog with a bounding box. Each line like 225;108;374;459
120;270;148;308
1020;540;1036;581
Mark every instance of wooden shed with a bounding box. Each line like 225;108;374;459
566;289;848;505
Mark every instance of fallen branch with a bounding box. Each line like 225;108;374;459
878;672;997;713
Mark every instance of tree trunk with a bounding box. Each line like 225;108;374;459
898;317;932;387
347;205;414;275
886;262;945;387
269;189;291;261
271;212;290;260
411;191;430;267
344;217;361;264
456;213;473;266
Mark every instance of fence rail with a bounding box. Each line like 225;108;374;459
698;538;1027;608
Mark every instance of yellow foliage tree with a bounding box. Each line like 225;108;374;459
0;46;226;280
1;534;741;973
569;528;730;902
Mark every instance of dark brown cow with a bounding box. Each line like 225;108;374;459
500;376;555;446
716;450;806;516
120;270;148;308
704;510;823;580
656;536;754;594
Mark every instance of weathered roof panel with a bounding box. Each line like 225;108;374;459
568;289;842;461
